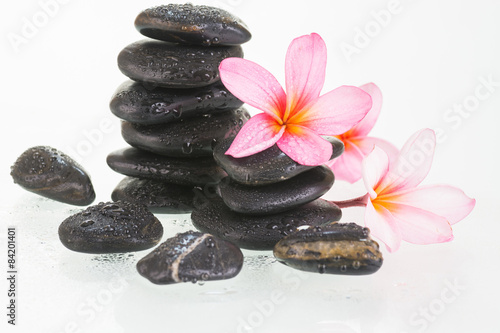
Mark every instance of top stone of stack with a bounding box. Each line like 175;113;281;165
134;3;252;46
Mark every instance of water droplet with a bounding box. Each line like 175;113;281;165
80;220;94;228
182;142;193;154
318;264;326;274
340;265;347;272
353;261;361;269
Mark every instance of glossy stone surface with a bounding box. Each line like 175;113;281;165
213;136;344;185
122;108;250;158
137;230;243;285
273;223;383;275
191;198;342;250
107;148;226;186
135;4;251;46
111;177;195;213
10;146;95;206
217;165;334;215
58;201;163;254
110;80;243;125
118;39;243;88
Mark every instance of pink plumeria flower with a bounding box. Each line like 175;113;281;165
218;33;372;166
361;129;475;252
326;83;398;183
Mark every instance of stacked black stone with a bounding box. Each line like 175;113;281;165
191;137;345;250
106;4;252;213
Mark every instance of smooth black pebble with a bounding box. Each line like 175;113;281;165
191;197;342;250
110;80;243;125
107;148;226;186
213;136;344;185
111;177;195;213
10;146;95;206
118;39;243;88
273;223;383;275
137;230;243;285
122;108;250;158
135;4;251;46
217;165;334;215
58;201;163;254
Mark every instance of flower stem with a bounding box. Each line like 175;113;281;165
329;193;370;208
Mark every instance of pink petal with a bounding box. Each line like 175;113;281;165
362;146;390;199
226;113;285;158
365;200;402;252
355;136;399;163
378;129;436;195
292;86;372;135
380;185;475;225
327;140;365;183
219;58;286;121
345;83;383;137
276;125;333;166
284;33;327;121
386;203;454;245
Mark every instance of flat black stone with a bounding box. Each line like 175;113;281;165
191;197;342;250
137;230;243;285
58;201;163;254
213;136;344;185
273;223;383;275
10;146;95;206
135;4;251;46
118;39;243;88
110;80;243;125
111;177;195;213
122;108;250;158
107;148;226;186
217;165;334;215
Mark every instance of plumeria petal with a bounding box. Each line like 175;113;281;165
354;137;399;163
326;140;365;183
385;202;454;245
365;200;402;252
219;58;286;121
377;129;436;195
345;83;383;137
277;125;332;166
226;113;285;158
284;33;327;121
292;86;372;135
379;185;476;225
362;146;390;199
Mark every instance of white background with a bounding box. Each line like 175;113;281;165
1;0;499;332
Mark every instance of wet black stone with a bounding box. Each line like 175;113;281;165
191;197;342;250
135;4;251;46
122;108;250;158
217;165;335;215
111;177;195;213
137;230;243;285
118;39;243;88
58;201;163;254
107;148;226;186
110;80;243;125
273;223;383;275
10;146;95;206
213;136;344;185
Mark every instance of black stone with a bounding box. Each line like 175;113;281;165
273;223;383;275
191;197;342;250
122;108;250;158
10;146;95;206
217;165;334;215
137;230;243;285
213;136;344;185
110;80;243;125
58;201;163;254
107;148;226;186
135;4;251;46
111;177;195;213
118;39;243;88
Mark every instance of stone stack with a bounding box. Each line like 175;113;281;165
191;137;345;250
106;4;252;213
